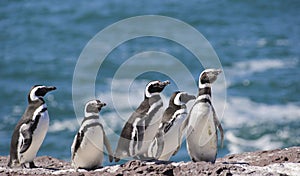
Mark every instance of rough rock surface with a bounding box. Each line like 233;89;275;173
1;147;299;175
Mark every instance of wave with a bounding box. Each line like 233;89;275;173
48;118;79;132
220;97;300;128
49;89;300;132
226;58;297;77
231;38;290;48
226;131;283;154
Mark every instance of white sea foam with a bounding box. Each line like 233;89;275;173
226;131;283;154
231;38;290;48
218;96;300;154
48;118;79;132
227;58;297;77
221;97;300;128
235;59;285;73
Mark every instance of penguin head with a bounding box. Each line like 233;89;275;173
199;69;222;86
172;91;196;106
84;99;106;115
29;85;56;102
145;80;170;98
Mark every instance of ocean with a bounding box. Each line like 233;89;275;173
1;0;299;166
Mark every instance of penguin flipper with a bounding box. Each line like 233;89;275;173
71;133;78;160
19;123;33;153
154;128;164;159
71;131;84;159
103;130;113;162
137;120;145;151
212;107;224;148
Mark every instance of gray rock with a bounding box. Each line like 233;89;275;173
1;147;299;175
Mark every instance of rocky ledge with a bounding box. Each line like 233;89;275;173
1;147;299;175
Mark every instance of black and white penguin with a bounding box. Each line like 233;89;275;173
71;99;113;171
147;91;195;160
8;85;56;168
183;69;224;163
114;80;170;162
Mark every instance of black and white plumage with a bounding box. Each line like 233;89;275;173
183;69;224;163
8;85;56;168
71;100;113;171
147;91;196;160
114;80;170;162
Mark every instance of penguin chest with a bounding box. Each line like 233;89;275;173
187;103;217;162
73;126;104;169
19;110;49;163
33;111;49;143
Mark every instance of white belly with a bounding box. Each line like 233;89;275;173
19;111;49;163
159;114;186;160
186;103;217;162
72;126;104;169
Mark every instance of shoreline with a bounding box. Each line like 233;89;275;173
1;146;299;175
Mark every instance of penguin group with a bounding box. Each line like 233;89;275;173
7;68;224;170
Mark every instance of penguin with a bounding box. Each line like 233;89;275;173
147;91;196;160
8;85;56;168
183;68;224;163
71;99;113;171
114;80;170;162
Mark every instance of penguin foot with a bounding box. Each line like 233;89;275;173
22;162;37;168
108;155;114;163
7;161;13;168
7;160;21;168
114;157;120;162
29;161;37;168
78;166;102;171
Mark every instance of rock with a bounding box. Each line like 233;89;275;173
0;147;299;175
219;147;300;166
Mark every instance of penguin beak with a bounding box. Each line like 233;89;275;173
207;69;222;78
204;69;222;84
97;101;106;110
45;86;56;92
160;80;170;87
36;86;56;97
213;69;222;75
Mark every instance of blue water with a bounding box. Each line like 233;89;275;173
1;0;300;166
